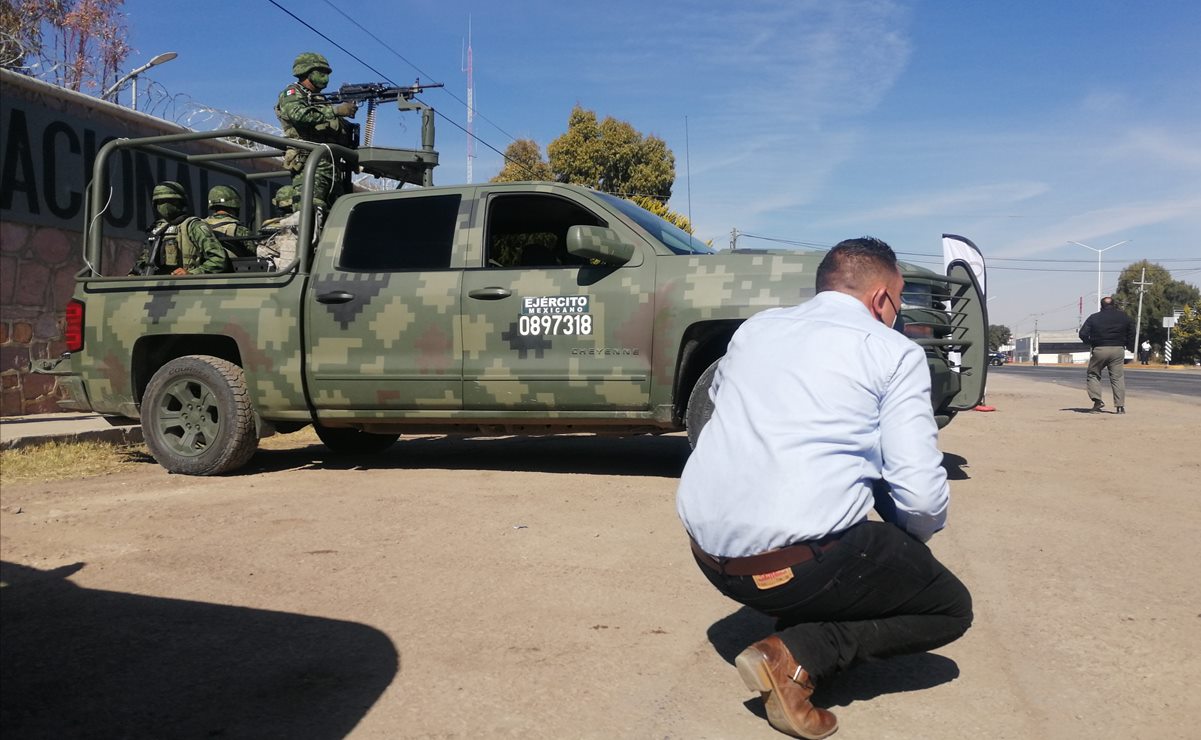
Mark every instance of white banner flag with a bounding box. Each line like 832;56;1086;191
942;233;986;297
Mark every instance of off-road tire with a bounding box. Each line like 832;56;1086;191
141;355;259;475
314;424;399;454
686;358;721;450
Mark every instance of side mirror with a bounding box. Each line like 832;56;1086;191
566;225;633;266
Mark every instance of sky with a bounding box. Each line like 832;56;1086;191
116;0;1201;336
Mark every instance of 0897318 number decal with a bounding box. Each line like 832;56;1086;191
518;314;593;336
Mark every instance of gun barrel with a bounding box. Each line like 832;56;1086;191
329;81;445;104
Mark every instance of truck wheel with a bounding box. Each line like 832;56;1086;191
141;355;259;475
686;358;721;450
314;424;399;454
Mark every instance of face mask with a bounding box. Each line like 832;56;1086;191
156;201;183;221
883;292;902;331
308;70;330;91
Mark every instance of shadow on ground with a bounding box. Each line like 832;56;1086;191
1059;407;1114;414
231;433;694;479
708;606;960;710
1;561;397;739
942;452;970;480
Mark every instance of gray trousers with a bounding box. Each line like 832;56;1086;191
1086;346;1126;406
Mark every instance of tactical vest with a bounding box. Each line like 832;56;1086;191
205;214;254;259
205;214;244;237
276;83;345;171
155;217;202;270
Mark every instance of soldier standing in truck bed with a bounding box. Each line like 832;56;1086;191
131;181;229;276
275;52;358;219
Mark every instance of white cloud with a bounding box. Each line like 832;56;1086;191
817;181;1051;226
1114;128;1201;169
996;195;1201;258
1080;90;1129;113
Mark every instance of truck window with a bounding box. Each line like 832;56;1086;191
485;194;605;268
338;194;461;271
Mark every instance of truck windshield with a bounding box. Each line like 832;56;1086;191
595;192;715;255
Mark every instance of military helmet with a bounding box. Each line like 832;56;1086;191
272;185;295;208
152;181;187;202
292;52;331;78
208;185;241;211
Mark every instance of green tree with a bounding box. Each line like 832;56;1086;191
546;106;674;202
491;138;554;183
629;195;694;234
1113;260;1201;347
987;324;1012;351
1170;305;1201;365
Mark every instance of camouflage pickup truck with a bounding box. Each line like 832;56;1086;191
39;128;987;475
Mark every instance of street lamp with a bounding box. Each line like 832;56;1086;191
102;51;178;111
1070;239;1129;312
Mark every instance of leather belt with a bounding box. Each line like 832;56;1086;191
690;535;842;577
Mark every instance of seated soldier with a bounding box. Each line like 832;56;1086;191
206;185;255;261
131;181;229;276
260;185;295;232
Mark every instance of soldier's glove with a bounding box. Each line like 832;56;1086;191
333;101;358;118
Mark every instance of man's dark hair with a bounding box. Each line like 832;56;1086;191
816;237;900;294
1100;296;1116;309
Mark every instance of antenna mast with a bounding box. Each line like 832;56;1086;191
462;16;475;183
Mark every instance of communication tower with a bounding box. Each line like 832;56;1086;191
462;18;475;183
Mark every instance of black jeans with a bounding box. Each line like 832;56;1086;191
697;521;972;680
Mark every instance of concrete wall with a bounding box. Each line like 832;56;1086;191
0;69;279;416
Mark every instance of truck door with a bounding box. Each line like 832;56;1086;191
460;190;656;411
305;190;470;414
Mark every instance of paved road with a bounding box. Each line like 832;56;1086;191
993;364;1201;398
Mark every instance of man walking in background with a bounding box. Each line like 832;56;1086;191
1079;296;1135;414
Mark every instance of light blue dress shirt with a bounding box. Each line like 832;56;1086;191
677;290;949;558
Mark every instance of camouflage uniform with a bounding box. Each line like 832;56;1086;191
131;181;228;275
275;52;356;211
205;185;254;261
133;217;228;276
260;185;295;232
206;213;251;238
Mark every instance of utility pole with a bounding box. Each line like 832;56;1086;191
1070;239;1129;311
1034;315;1040;366
729;228;739;251
1132;267;1151;358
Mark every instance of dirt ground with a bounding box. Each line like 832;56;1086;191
2;372;1198;739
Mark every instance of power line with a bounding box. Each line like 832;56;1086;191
266;0;541;180
319;0;521;144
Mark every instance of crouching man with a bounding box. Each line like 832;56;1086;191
676;237;972;738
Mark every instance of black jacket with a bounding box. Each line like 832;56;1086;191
1079;306;1134;349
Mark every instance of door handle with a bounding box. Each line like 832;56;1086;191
468;287;512;300
316;291;355;304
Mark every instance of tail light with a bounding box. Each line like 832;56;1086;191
65;299;84;352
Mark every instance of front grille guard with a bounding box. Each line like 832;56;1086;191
901;262;989;411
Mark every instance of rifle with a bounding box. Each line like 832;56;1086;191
326;79;445;146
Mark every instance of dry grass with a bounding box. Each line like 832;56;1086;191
258;426;320;450
0;441;146;483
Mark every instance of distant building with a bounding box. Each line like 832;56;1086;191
1014;330;1090;364
1014;330;1135;364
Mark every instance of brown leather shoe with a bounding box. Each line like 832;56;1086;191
735;635;838;739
